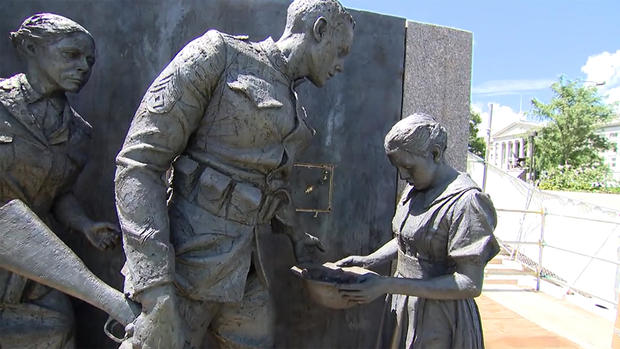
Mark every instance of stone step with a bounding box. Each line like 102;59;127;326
485;259;524;271
487;257;504;264
485;268;533;276
483;276;520;285
483;273;539;291
481;283;525;292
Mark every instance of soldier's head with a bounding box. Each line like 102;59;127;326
11;13;95;94
281;0;355;87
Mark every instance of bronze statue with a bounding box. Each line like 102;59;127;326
114;0;355;347
0;13;118;349
335;113;499;349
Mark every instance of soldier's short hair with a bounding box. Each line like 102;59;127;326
284;0;354;35
384;113;448;156
10;13;92;56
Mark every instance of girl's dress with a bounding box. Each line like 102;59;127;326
377;173;499;349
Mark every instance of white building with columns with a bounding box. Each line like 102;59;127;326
488;121;542;172
488;118;620;180
596;119;620;180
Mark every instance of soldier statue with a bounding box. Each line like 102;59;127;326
114;0;355;347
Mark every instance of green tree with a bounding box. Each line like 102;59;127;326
468;109;486;158
531;77;615;171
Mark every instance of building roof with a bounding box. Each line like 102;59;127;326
491;121;543;141
596;117;620;130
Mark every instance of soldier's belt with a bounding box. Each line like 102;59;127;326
173;155;288;226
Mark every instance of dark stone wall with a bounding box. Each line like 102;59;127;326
274;10;405;348
0;1;405;347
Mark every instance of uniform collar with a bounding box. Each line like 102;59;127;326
19;73;44;104
259;37;293;81
0;74;72;145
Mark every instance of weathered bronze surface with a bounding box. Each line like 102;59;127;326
114;1;354;347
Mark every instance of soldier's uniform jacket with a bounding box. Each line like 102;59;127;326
0;73;92;303
115;30;314;302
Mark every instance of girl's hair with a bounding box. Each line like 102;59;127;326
10;13;92;56
384;113;448;156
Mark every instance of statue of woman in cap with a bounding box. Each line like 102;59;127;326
0;13;118;348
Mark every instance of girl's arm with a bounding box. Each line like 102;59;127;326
339;259;483;304
335;238;398;268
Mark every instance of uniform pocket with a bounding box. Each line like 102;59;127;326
227;182;262;226
173;155;200;198
195;166;232;216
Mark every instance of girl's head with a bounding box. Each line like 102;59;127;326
384;113;447;156
384;113;448;190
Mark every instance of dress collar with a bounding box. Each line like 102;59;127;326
404;173;480;209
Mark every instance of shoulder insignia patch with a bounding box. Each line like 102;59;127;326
146;70;182;114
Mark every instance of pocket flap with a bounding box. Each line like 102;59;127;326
227;74;284;109
198;166;232;202
227;182;263;225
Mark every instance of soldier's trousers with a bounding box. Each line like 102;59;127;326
178;269;275;349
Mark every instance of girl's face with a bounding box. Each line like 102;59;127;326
387;148;438;191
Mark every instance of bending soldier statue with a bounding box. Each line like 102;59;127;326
114;0;355;347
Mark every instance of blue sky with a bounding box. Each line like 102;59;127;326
340;1;620;134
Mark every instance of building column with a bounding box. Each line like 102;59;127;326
501;142;506;169
508;141;514;168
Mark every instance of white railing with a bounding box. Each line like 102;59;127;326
468;153;620;307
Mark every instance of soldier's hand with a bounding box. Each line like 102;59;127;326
125;284;187;349
294;232;325;265
83;221;120;250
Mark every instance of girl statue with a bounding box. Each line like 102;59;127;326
336;113;499;349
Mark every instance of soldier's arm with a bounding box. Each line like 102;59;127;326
114;30;227;299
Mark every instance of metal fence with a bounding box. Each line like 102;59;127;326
468;153;620;307
496;207;620;307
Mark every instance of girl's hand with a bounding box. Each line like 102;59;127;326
83;221;120;250
338;274;389;305
335;255;372;268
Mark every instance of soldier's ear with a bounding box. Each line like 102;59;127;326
17;38;38;59
431;144;443;163
312;17;328;42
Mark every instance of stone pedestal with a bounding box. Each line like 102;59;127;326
403;21;473;171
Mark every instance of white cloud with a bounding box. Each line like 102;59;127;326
472;79;555;96
581;50;620;106
472;102;525;138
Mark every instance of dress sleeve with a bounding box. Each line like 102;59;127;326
114;30;227;296
447;189;500;265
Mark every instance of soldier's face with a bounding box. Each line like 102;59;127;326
307;21;354;87
31;32;95;93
